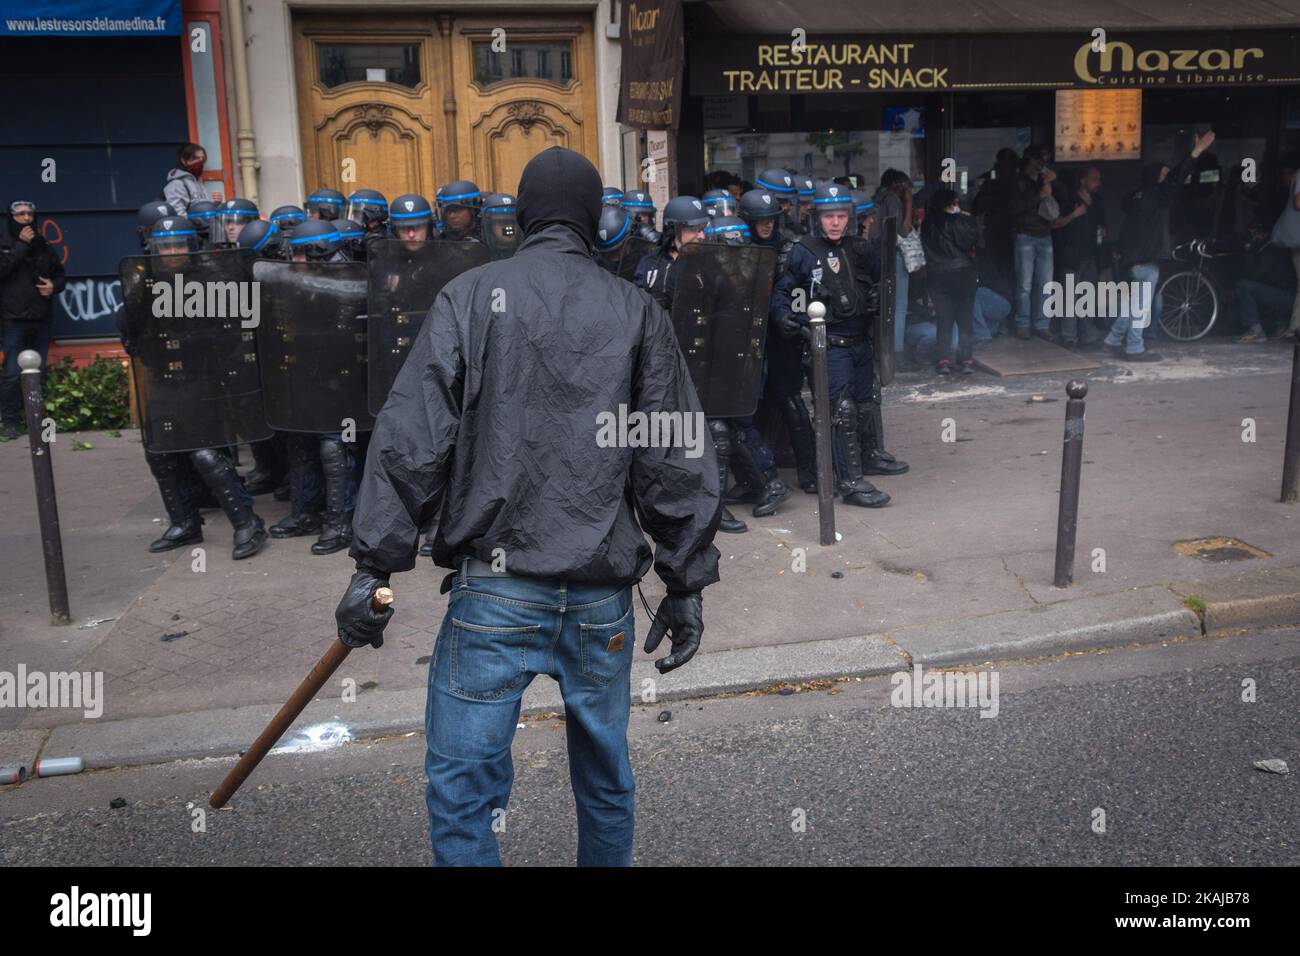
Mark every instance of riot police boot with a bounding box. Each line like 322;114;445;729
191;448;269;559
312;438;354;555
751;468;791;518
270;439;324;538
726;428;767;510
243;438;285;496
231;516;269;561
725;482;760;505
147;459;204;553
831;392;890;509
709;419;747;534
273;479;291;502
780;395;819;493
860;395;909;476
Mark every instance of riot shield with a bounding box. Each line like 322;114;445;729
669;243;776;418
875;217;898;386
612;236;658;283
254;259;374;434
482;214;521;260
366;238;491;414
120;249;271;454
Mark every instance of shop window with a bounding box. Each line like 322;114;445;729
318;44;421;89
703;129;925;194
186;22;224;172
952;128;1032;198
473;41;573;87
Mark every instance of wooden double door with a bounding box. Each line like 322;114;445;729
293;10;599;203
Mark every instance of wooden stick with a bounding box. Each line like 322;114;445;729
209;587;393;809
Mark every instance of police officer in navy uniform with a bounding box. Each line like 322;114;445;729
772;182;904;508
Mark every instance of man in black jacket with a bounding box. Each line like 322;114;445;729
335;146;720;867
1104;129;1216;361
1;201;66;439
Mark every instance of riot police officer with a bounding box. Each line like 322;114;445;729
594;203;633;275
186;199;218;248
235;219;283;259
129;216;270;557
622;189;659;243
703;216;790;521
602;186;624;206
736;187;818;496
331;219;366;260
389;194;434;241
212;198;259;248
756;168;802;236
772;182;902;508
480;192;521;258
269;205;307;242
344;189;389;259
701;189;738;219
434;180;481;241
135;201;174;252
304;187;345;221
797;176;816;233
636;196;746;533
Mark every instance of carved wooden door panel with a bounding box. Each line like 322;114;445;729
293;15;448;204
449;15;599;194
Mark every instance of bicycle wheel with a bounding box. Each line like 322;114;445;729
1158;270;1218;341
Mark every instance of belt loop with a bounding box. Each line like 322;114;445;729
459;554;469;590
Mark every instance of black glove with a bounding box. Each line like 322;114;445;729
643;591;703;673
774;312;806;341
335;569;394;649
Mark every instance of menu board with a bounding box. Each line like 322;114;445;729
1055;89;1141;162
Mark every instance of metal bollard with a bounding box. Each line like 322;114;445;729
1281;338;1300;502
18;349;71;624
807;302;836;546
1053;379;1088;588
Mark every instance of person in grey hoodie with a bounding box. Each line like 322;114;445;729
162;143;210;216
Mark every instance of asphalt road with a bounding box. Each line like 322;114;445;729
2;628;1295;866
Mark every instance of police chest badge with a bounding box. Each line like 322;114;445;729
826;253;840;274
646;269;659;287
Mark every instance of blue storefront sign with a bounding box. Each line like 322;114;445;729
0;0;181;36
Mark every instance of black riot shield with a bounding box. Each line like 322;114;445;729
254;259;374;434
612;236;658;283
120;249;271;454
669;243;776;418
875;217;898;386
366;239;491;414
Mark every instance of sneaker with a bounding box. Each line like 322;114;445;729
1033;328;1054;342
936;361;951;376
0;423;17;441
1235;330;1266;343
961;360;975;375
1123;350;1162;362
1014;327;1031;340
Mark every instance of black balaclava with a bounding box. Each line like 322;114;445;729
516;146;602;250
6;203;41;244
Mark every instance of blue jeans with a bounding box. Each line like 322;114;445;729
1234;278;1294;335
973;286;1010;341
1105;263;1161;355
892;252;909;353
2;320;52;426
1013;234;1054;332
426;571;637;866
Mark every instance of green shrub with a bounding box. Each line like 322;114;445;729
42;356;131;432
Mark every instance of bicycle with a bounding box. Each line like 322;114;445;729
1157;237;1242;341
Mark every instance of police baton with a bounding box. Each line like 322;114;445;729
18;350;71;625
806;303;836;546
209;587;393;809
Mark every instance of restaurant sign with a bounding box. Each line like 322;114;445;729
689;31;1300;95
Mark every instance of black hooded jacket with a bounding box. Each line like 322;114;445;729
349;147;722;592
0;214;67;321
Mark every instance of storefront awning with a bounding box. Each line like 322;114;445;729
694;0;1300;33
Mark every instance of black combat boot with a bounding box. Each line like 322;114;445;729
831;392;890;508
146;453;204;553
190;448;268;559
312;437;354;555
270;435;324;538
729;427;790;518
859;385;909;476
780;395;819;493
242;437;286;496
708;419;747;533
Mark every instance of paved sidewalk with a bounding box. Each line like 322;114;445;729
3;340;1300;765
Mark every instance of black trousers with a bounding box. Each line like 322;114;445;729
930;267;977;364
